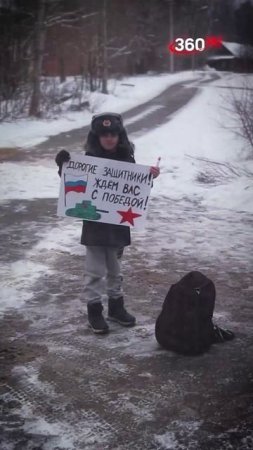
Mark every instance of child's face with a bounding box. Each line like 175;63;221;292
99;132;119;151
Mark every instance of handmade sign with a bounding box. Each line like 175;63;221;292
57;153;153;229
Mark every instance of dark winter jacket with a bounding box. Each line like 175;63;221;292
80;131;135;247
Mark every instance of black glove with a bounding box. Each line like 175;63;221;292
55;149;70;176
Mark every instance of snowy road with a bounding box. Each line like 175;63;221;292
2;71;218;161
36;76;201;153
0;72;253;449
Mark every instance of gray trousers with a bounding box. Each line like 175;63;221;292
84;246;124;305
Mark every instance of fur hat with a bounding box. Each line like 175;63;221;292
91;112;124;135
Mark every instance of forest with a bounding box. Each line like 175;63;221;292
0;0;252;119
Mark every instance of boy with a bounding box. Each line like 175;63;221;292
55;113;160;334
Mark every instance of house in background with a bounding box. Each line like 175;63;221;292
206;41;253;72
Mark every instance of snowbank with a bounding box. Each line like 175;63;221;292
135;74;253;214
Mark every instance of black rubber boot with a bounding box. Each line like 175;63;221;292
87;302;109;334
212;325;235;343
108;296;136;326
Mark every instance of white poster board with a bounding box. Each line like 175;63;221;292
57;154;153;229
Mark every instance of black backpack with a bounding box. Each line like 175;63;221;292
155;271;216;356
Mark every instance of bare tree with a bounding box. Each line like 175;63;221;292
29;1;100;116
29;0;46;117
231;83;253;154
219;78;253;158
101;0;108;94
29;0;46;116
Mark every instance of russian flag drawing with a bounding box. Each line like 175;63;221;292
64;174;88;194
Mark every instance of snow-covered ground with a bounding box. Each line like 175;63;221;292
136;75;253;214
0;71;201;148
0;70;253;450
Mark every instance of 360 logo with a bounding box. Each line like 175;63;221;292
168;36;223;55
